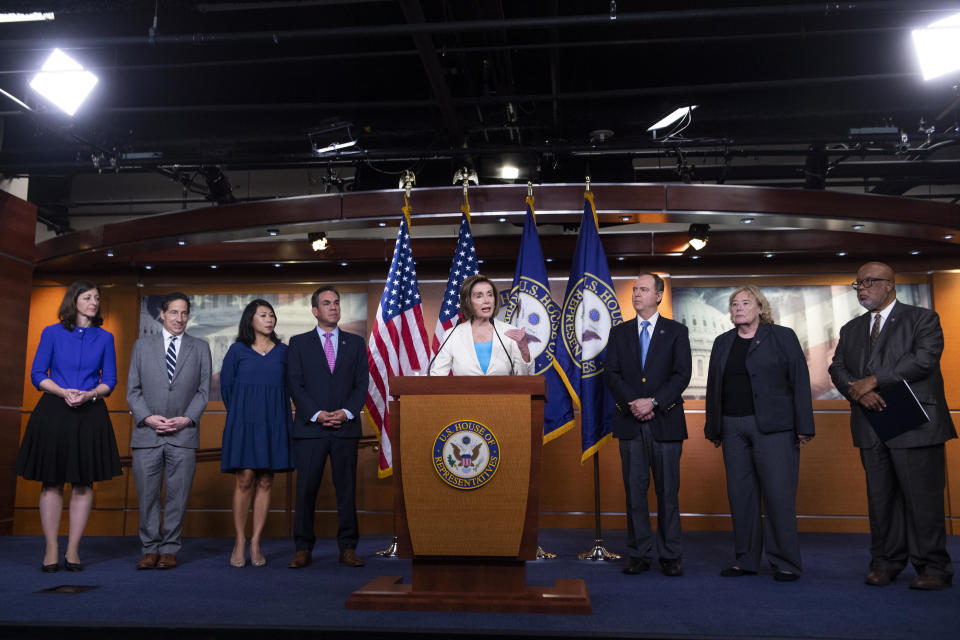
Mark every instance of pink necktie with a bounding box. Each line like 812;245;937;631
323;332;336;372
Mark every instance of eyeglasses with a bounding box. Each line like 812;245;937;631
850;278;891;289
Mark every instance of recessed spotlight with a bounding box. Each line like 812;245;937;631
851;224;864;230
617;256;625;261
267;228;279;236
909;250;921;255
691;255;700;260
274;263;281;268
740;217;754;224
477;259;484;264
340;261;348;266
545;258;553;263
945;233;954;239
837;251;848;257
499;165;519;180
378;221;387;227
764;252;774;258
177;238;186;246
211;264;218;269
620;216;631;222
105;249;115;257
498;217;507;223
144;265;152;270
309;231;329;252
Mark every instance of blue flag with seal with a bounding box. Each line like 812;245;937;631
503;196;574;443
553;192;623;461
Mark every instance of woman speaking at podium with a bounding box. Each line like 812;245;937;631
429;275;534;376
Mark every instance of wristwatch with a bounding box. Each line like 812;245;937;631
650;397;659;408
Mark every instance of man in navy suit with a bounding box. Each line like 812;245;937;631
287;285;369;569
605;273;692;576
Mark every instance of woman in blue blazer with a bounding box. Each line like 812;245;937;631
704;285;815;581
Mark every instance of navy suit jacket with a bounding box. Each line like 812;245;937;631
829;301;956;449
704;323;815;441
286;328;368;439
604;315;691;441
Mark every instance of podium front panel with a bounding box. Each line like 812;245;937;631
399;393;531;557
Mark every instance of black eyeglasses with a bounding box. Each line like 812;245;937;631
850;278;891;289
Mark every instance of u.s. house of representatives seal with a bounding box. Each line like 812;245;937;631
432;420;500;490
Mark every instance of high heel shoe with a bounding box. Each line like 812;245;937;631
230;554;247;568
250;545;266;567
41;561;60;573
63;556;83;572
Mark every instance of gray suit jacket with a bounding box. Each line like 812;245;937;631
829;300;956;449
127;332;212;449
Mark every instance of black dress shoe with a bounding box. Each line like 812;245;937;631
622;557;650;575
63;556;83;572
720;566;757;577
910;573;951;590
774;571;800;582
661;558;683;577
864;569;894;586
41;562;59;573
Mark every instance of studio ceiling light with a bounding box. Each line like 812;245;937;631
499;165;520;180
313;139;357;155
309;231;329;252
912;13;960;81
29;48;98;116
0;12;54;22
687;223;710;251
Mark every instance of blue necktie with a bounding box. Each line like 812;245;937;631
166;336;178;382
640;320;650;368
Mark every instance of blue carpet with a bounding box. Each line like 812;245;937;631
0;530;957;639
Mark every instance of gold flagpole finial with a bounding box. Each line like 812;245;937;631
527;181;534;198
453;166;478;221
399;170;416;228
585;175;591;192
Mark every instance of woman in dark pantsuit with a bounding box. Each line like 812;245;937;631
704;285;815;581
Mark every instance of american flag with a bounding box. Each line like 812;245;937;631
431;211;480;353
366;216;430;477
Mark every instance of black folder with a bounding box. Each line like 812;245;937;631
864;380;930;442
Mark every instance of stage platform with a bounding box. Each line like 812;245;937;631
0;529;957;640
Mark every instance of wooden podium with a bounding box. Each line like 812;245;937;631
346;376;590;614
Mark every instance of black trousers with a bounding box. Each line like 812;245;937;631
293;436;359;552
860;441;952;580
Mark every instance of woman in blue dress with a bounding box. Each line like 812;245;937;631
220;299;293;567
15;281;122;572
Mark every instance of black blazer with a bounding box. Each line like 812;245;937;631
704;323;815;442
829;301;956;449
604;315;691;441
286;328;368;439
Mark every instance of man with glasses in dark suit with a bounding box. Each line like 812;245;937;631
829;262;955;590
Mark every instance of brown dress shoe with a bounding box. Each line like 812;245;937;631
864;569;893;586
156;554;177;569
288;550;312;569
338;549;365;567
136;553;160;570
910;574;951;590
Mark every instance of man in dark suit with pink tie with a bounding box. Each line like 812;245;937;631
829;261;955;590
605;273;692;577
286;285;369;569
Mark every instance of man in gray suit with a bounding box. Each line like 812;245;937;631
829;262;955;590
127;292;211;570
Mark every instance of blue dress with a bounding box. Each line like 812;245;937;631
220;342;293;472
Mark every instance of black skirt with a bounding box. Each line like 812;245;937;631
15;393;122;485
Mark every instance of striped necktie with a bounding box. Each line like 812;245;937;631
166;335;178;382
870;313;882;348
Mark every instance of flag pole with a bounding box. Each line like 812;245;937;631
376;169;417;559
577;452;620;561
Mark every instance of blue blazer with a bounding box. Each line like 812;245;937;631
604;315;691;441
704;323;815;441
286;328;368;439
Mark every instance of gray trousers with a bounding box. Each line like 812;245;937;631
860;441;952;580
132;443;196;555
721;415;801;574
619;428;683;563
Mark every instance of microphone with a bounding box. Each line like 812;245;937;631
491;321;516;376
426;318;462;376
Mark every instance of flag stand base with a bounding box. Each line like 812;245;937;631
577;538;621;561
375;536;399;557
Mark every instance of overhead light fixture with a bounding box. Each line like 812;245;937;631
274;263;281;268
378;221;387;227
690;254;700;260
267;228;279;236
499;165;519;180
851;224;864;230
340;261;348;267
909;250;921;255
144;265;153;270
313;139;357;155
912;13;960;81
617;256;625;261
764;252;774;259
29;49;98;116
498;216;507;223
740;217;754;224
105;249;115;257
837;251;848;257
0;12;54;22
210;264;218;269
177;238;186;246
545;258;553;263
620;216;631;222
647;105;697;137
309;231;329;252
945;233;954;239
688;223;710;251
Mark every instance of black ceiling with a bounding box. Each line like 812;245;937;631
3;0;960;204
